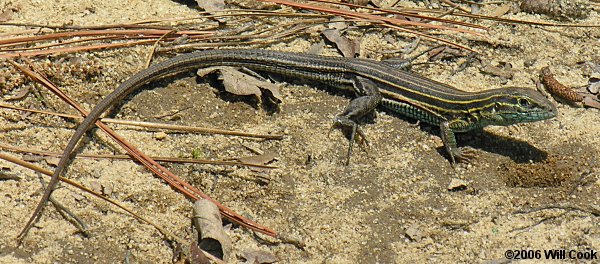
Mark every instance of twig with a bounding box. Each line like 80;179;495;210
0;103;283;140
514;204;600;217
145;30;176;68
38;174;90;237
511;211;567;232
0;142;277;169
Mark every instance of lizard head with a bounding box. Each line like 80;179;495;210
480;87;557;126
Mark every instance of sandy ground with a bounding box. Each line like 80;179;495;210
1;0;599;263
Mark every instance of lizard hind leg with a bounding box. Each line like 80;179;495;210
330;76;382;165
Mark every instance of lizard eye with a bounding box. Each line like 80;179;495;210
518;98;530;107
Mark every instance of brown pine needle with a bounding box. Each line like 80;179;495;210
0;29;212;46
260;0;485;36
310;0;485;30
0;103;282;140
404;7;600;27
0;142;277;169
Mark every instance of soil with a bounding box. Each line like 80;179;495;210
0;0;599;263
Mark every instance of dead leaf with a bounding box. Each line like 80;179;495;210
370;0;400;8
240;249;279;264
195;0;225;22
328;17;348;30
344;0;370;6
5;86;29;101
193;199;231;261
490;4;512;17
90;181;102;194
0;173;20;181
44;156;60;166
307;40;325;55
0;166;19;181
197;66;283;103
195;0;224;13
189;241;210;264
480;63;514;79
322;29;360;58
104;184;113;196
22;154;44;162
583;96;600;109
447;178;467;191
235;152;277;166
428;46;464;61
0;9;14;22
393;13;423;23
588;73;600;94
154;131;168;140
404;223;423;242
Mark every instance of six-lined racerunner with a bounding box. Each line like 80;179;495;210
19;49;557;238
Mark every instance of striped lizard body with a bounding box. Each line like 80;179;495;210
19;49;557;239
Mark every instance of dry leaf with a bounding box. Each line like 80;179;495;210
0;166;19;181
44;157;60;166
240;249;279;264
4;86;29;101
103;184;113;196
197;66;283;102
322;29;360;58
189;241;210;264
90;181;103;194
480;63;514;79
22;154;44;162
236;152;277;166
193;199;231;261
195;0;225;22
0;173;20;181
588;74;600;94
404;223;423;242
370;0;400;8
328;17;348;30
428;46;464;61
447;178;467;191
490;4;512;17
195;0;225;13
0;9;14;22
344;0;370;6
307;41;325;55
583;96;600;109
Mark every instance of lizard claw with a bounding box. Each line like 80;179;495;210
450;147;478;165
